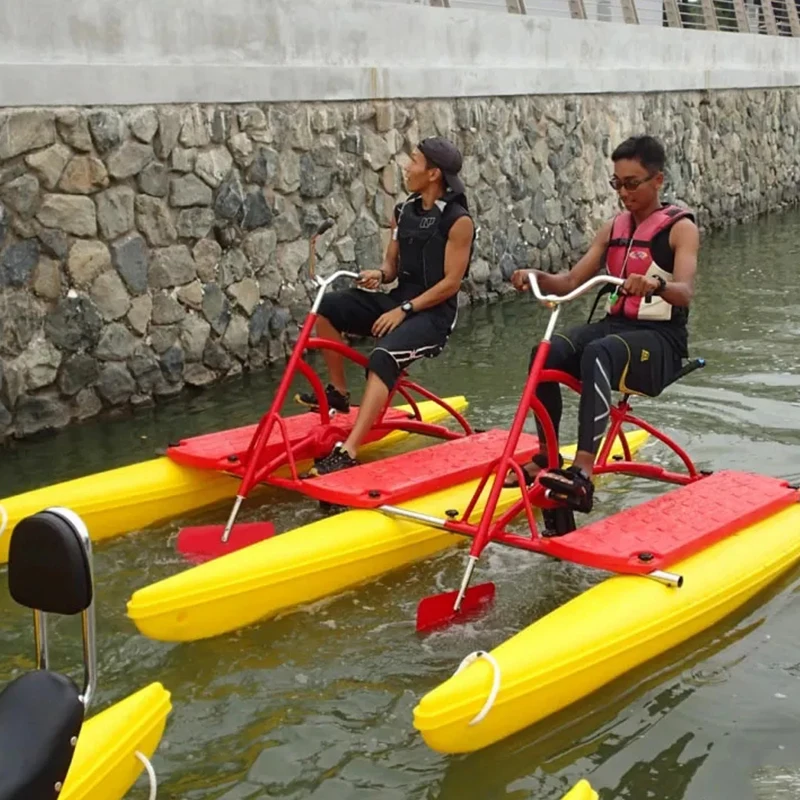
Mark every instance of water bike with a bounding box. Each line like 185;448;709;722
128;267;716;642
0;219;467;566
0;507;170;800
410;272;800;754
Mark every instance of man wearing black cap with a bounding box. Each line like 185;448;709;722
297;136;475;475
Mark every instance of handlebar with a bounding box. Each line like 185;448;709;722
527;272;625;305
316;269;361;287
310;269;361;313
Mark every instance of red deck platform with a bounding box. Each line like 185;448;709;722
166;406;416;474
299;429;540;509
539;470;798;574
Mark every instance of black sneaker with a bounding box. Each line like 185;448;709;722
538;465;595;514
310;443;359;476
295;383;351;414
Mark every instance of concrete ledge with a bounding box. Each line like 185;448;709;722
3;64;800;107
2;0;800;106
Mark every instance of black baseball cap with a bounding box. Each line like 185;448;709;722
418;137;466;196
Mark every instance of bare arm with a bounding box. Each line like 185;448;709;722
511;219;613;294
405;216;475;312
379;214;401;284
661;218;699;307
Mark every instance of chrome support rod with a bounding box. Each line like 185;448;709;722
648;570;684;588
80;602;97;709
221;495;245;542
378;506;684;590
454;555;479;611
49;507;98;710
33;609;49;670
542;305;561;342
378;504;451;529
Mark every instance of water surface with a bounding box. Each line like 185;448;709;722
1;210;800;800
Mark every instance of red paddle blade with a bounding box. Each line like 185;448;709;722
176;521;276;564
415;582;496;633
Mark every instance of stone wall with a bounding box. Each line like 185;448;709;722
2;88;800;441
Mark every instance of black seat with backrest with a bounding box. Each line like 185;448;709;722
0;508;97;800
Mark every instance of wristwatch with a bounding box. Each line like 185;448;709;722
401;301;414;314
646;276;666;301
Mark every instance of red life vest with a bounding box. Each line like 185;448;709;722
605;204;693;323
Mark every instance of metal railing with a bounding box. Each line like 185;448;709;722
374;0;800;34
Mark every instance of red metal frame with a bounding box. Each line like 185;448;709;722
228;307;476;502
431;334;706;561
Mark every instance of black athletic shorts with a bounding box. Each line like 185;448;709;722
318;288;454;390
532;316;683;397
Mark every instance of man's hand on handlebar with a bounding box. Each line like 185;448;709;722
357;269;383;290
622;274;659;297
511;269;557;294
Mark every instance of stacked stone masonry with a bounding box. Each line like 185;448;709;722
1;89;800;440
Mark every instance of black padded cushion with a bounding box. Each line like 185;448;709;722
0;670;84;800
8;511;93;615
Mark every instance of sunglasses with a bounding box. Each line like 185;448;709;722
609;173;657;191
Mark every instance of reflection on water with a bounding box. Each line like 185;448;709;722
2;210;800;799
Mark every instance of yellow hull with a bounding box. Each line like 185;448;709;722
413;502;800;754
60;682;172;800
0;398;466;565
127;431;649;642
562;781;598;800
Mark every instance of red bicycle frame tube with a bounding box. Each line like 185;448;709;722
236;311;323;498
233;313;476;500
462;334;557;560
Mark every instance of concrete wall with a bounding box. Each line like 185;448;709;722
2;0;800;107
3;0;800;441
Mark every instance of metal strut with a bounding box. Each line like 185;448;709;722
454;556;479;611
376;505;685;590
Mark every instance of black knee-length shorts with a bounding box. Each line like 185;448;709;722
318;288;454;390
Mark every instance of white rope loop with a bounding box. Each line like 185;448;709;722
134;751;158;800
454;649;502;726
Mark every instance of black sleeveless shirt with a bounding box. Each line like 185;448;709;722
390;192;473;320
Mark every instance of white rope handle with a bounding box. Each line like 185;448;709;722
0;504;7;539
454;650;502;726
134;751;157;800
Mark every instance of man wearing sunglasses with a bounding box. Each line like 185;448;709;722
297;137;475;476
507;135;700;518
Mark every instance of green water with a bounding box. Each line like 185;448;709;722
2;209;800;800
